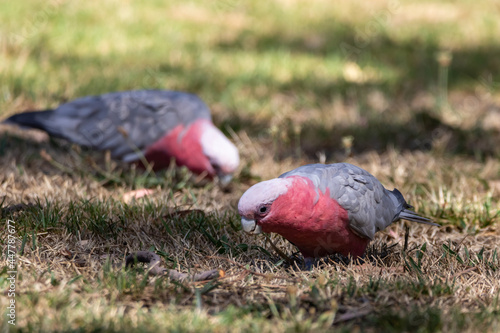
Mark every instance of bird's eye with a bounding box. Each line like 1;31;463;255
259;206;267;214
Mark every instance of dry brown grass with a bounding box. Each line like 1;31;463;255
1;0;500;331
1;119;499;331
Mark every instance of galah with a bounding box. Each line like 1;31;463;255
238;163;437;268
4;90;239;183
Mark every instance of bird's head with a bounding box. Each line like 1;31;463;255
237;177;299;234
199;121;240;185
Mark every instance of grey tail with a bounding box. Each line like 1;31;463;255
399;209;439;227
391;188;439;227
4;110;54;132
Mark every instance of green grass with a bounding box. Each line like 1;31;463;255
1;0;500;332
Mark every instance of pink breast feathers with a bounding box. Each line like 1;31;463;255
143;119;214;175
262;176;369;259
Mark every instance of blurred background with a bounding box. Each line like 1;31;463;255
1;0;499;162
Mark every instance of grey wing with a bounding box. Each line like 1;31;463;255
44;90;212;161
280;163;400;239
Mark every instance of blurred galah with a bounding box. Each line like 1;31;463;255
238;163;437;268
5;90;239;183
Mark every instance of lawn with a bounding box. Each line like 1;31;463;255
0;0;499;332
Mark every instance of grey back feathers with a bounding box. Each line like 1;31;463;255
5;90;212;161
279;163;436;239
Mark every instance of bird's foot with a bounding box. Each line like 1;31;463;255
304;257;314;271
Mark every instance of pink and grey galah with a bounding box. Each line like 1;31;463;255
238;163;437;268
5;90;239;183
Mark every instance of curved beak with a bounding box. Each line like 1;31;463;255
218;173;233;187
241;217;262;234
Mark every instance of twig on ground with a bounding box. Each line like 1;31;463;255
126;251;221;282
207;255;298;281
451;265;479;279
333;307;372;324
61;248;87;267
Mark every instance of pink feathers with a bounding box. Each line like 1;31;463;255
239;175;368;260
269;177;368;258
144;119;212;174
144;119;239;178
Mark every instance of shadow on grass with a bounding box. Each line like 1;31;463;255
208;24;500;159
4;20;500;161
213;106;500;161
214;22;500;91
297;110;500;160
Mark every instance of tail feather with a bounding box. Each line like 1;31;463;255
4;110;54;132
390;188;439;227
399;209;440;227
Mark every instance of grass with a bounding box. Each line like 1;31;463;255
1;0;500;331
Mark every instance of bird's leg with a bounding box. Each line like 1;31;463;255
304;257;314;271
403;225;410;253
